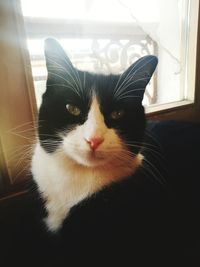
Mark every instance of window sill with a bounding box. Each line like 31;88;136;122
145;100;195;117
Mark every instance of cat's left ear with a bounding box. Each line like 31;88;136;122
117;55;158;101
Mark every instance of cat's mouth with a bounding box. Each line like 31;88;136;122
76;149;110;167
85;150;106;162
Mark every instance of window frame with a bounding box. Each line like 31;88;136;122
0;0;200;198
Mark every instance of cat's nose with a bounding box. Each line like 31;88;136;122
86;137;104;151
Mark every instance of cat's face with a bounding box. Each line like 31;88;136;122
38;38;157;168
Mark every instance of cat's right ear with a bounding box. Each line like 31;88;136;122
44;38;75;84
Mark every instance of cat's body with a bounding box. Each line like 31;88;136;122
32;140;142;231
31;38;158;232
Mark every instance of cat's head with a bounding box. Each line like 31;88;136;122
38;38;157;168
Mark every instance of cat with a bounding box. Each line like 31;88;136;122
31;38;158;233
1;39;199;267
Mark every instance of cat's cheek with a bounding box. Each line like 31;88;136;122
60;129;88;164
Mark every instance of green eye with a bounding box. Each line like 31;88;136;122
66;104;81;116
110;110;124;120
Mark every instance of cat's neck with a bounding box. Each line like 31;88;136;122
31;143;143;231
58;148;143;184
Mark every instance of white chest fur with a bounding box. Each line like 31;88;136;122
31;143;142;232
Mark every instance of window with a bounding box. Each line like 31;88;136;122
20;0;199;112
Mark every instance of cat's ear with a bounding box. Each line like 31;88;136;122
44;38;76;87
44;38;74;70
117;55;158;102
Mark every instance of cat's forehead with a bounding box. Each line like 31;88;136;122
80;71;119;94
52;71;119;108
83;72;122;105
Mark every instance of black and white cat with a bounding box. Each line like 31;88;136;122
31;38;158;233
1;39;199;267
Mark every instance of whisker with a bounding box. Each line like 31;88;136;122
10;127;36;135
47;55;81;89
74;67;83;95
116;95;142;101
114;57;154;97
59;55;83;92
14;149;32;168
123;149;166;184
126;143;162;156
14;163;31;182
144;130;162;147
114;65;140;97
47;71;81;98
47;66;80;92
126;143;163;158
47;53;83;97
114;61;141;96
142;158;166;185
115;88;144;100
140;164;163;185
113;71;124;96
126;141;158;149
83;71;86;90
8;151;31;166
115;78;149;100
7;121;37;132
7;131;35;141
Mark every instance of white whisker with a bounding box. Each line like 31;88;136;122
142;158;166;185
114;57;154;99
115;88;144;100
117;95;142;101
83;71;86;90
47;71;81;97
114;77;150;100
7;121;37;132
47;55;82;96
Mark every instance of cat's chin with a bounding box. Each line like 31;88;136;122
74;155;108;168
79;160;106;168
65;151;111;168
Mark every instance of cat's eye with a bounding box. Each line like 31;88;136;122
110;110;124;120
66;104;81;116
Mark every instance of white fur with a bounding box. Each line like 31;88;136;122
31;97;143;232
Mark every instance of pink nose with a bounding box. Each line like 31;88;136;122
86;137;104;151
